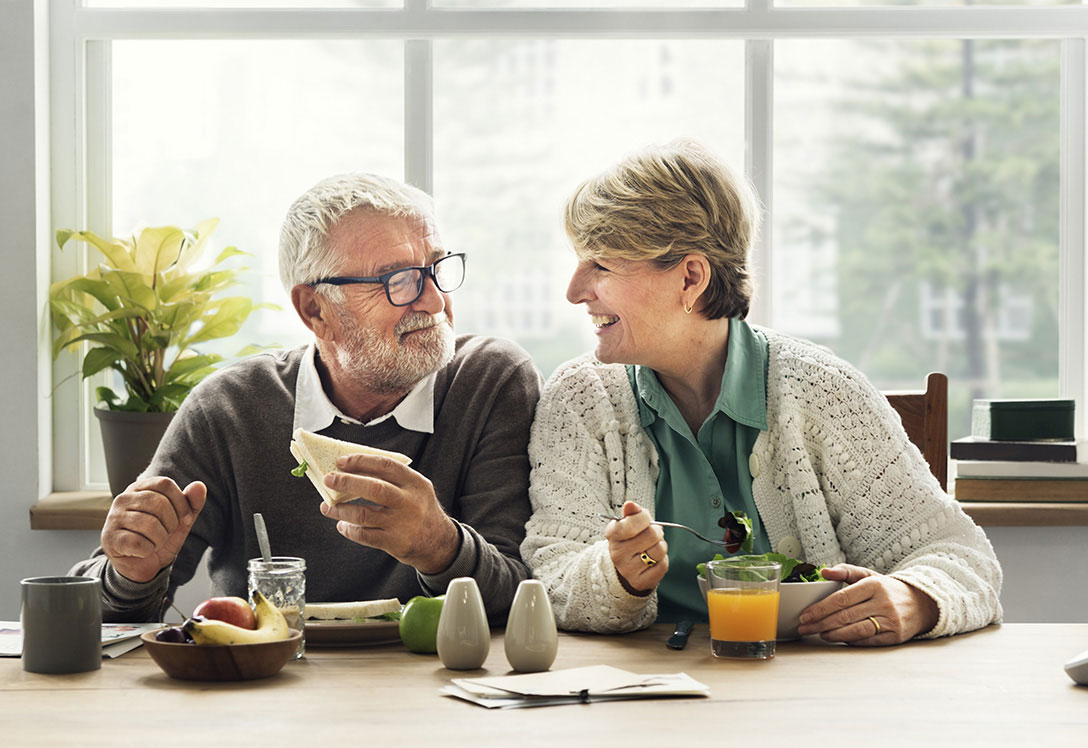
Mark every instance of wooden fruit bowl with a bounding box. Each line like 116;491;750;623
141;629;301;681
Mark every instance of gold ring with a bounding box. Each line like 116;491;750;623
639;552;657;567
868;616;881;635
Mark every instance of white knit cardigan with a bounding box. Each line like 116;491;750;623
522;329;1003;636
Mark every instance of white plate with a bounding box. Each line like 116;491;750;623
304;619;402;647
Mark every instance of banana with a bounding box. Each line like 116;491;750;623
183;591;292;646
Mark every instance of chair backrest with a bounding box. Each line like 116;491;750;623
883;372;949;492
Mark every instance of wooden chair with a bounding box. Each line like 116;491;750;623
883;372;949;492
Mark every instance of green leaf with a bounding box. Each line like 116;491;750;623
164;353;221;379
157;275;202;305
57;277;122;312
61;331;140;361
213;246;249;265
101;270;158;311
696;554;725;580
697;551;828;584
81;347;124;378
95;387;121;408
192;269;239;295
291;461;308;478
52;219;261;413
63;230;137;273
176;217;218;273
234;343;276;357
186;297;254;343
133;226;185;278
148;383;192;411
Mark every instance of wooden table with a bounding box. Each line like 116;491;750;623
3;624;1086;746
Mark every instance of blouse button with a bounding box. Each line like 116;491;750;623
748;453;761;478
711;497;722;508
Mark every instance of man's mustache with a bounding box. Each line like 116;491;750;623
396;311;449;336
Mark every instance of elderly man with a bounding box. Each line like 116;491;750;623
71;173;542;621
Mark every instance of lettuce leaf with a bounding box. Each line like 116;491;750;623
697;552;827;583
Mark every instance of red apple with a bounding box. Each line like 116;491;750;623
192;596;257;629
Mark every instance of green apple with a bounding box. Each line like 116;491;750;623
399;595;445;653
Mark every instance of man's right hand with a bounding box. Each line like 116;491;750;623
100;477;207;583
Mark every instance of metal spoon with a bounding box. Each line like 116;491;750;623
254;512;272;564
596;513;731;547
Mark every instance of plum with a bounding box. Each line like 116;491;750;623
154;625;192;643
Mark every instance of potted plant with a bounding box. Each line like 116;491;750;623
50;218;269;496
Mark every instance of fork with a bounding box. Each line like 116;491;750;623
596;513;730;547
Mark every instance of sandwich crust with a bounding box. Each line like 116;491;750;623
304;598;402;620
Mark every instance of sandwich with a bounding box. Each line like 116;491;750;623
289;428;411;506
304;599;402;622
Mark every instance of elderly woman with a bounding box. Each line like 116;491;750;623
522;139;1002;645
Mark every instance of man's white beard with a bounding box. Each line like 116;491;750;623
334;309;455;394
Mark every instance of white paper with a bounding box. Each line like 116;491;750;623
0;621;162;658
460;664;644;697
443;665;710;708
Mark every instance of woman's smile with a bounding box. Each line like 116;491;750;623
591;313;620;331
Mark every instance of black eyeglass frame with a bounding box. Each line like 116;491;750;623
309;252;467;307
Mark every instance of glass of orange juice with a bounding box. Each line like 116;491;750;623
706;556;781;660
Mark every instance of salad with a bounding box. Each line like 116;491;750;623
697;552;828;583
694;510;827;583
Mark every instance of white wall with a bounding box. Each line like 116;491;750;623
986;526;1088;623
0;0;65;620
0;0;216;621
0;0;1084;626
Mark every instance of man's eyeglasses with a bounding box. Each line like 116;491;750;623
311;253;467;307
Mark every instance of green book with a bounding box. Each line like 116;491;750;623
970;399;1074;442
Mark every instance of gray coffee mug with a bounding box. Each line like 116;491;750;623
21;576;102;674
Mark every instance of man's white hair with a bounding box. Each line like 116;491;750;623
278;173;435;294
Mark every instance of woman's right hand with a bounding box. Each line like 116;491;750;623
604;501;669;595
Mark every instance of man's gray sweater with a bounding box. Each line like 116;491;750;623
72;335;542;622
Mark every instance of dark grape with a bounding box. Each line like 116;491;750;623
154;626;191;643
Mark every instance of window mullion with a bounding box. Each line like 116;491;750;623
50;0;85;493
405;38;434;196
80;39;112;490
746;37;773;326
1059;38;1086;437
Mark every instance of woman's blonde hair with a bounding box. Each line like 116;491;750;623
563;139;761;319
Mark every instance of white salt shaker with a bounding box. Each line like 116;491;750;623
436;577;490;670
504;579;557;672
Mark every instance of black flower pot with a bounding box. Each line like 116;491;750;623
93;408;175;497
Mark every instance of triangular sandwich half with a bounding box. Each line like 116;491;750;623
289;428;411;506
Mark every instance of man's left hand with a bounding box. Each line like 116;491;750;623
794;564;939;645
318;453;460;575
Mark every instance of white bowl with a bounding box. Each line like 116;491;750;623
697;575;842;641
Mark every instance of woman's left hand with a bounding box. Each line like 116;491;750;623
794;564;939;645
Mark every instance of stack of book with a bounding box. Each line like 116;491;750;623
952;437;1088;501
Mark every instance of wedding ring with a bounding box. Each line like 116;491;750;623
639;552;657;567
868;616;881;635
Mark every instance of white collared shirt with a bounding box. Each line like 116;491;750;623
292;343;436;435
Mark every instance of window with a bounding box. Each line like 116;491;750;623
49;2;1085;491
775;37;1062;428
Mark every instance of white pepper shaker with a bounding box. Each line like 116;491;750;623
436;577;490;670
504;579;558;672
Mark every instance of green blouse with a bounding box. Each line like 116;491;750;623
626;318;772;624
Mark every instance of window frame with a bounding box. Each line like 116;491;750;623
47;0;1088;492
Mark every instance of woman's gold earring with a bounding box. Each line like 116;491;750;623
683;302;693;314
